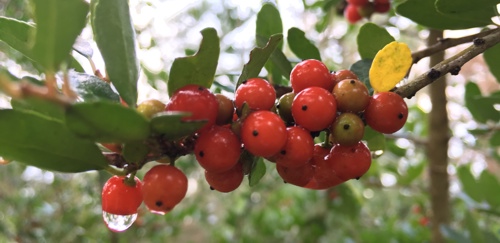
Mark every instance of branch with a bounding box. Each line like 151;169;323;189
394;28;500;99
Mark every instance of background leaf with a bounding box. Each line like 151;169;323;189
150;112;206;140
167;28;220;96
350;59;373;94
68;71;120;102
0;109;108;172
357;23;395;60
235;34;283;89
490;131;500;147
483;42;500;83
465;82;500;123
92;0;139;107
464;211;485;243
65;101;150;143
287;27;321;61
256;3;283;48
248;158;266;187
477;171;500;208
363;126;386;151
395;0;492;30
435;0;498;26
31;0;89;72
457;166;483;202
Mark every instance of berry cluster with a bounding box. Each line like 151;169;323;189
100;58;408;232
344;0;391;24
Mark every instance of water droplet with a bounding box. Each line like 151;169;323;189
102;211;137;232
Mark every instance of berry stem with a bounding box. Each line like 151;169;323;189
104;165;127;176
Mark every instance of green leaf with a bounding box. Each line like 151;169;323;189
235;34;283;89
483;41;500;83
362;124;385;151
0;109;108;172
268;48;293;81
357;23;395;59
477;171;500;208
465;82;500;123
122;140;149;163
350;59;374;94
399;161;425;186
65;101;150;143
92;0;139;107
464;211;485;243
256;3;283;48
435;0;499;26
0;17;34;61
457;166;483;202
491;131;500;147
68;71;120;102
248;157;266;187
31;0;89;72
395;0;492;30
149;112;206;140
287;27;321;61
167;28;219;96
440;225;472;243
329;183;361;217
11;97;64;121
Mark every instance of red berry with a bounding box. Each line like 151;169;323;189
165;84;218;133
374;0;390;4
344;4;363;24
347;0;369;6
277;163;314;187
241;110;287;157
304;145;345;190
102;176;143;215
335;69;359;81
142;165;188;214
290;59;333;93
374;2;390;13
328;142;372;181
291;87;337;132
275;126;314;168
205;162;244;193
332;79;370;112
195;126;242;173
235;78;276;111
365;92;408;134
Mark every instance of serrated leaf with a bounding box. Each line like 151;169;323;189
350;59;373;94
92;0;139;107
65;101;150;143
435;0;498;27
362;126;385;151
478;171;500;208
31;0;89;72
369;41;412;92
491;131;500;147
465;82;500;123
395;0;492;30
236;34;283;89
167;28;220;96
357;23;395;59
287;27;321;61
483;42;500;83
0;109;108;172
68;71;120;102
11;97;64;121
248;157;266;187
457;166;483;202
150;112;206;140
122;140;149;163
464;211;485;243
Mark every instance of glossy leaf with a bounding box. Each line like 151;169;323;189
287;27;321;61
68;71;120;102
65;101;150;143
167;28;220;96
363;126;385;151
357;23;395;59
122;140;149;163
31;0;89;72
369;42;412;92
436;0;498;26
235;34;283;89
350;59;373;94
0;17;34;61
396;0;492;30
477;171;500;208
11;97;65;121
92;0;139;107
457;166;483;202
150;112;206;140
248;157;266;187
0;109;108;172
465;82;500;123
483;42;500;83
256;3;283;48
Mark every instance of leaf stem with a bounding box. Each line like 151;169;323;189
104;165;127;176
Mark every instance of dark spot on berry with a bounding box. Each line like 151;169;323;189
355;176;361;180
276;104;280;109
398;113;404;119
302;105;308;111
450;66;461;75
343;124;350;130
350;79;355;84
283;180;288;184
210;186;215;190
310;131;321;138
241;80;247;84
199;151;204;157
427;69;441;80
252;130;259;136
351;148;356;153
156;201;163;207
197;86;204;91
280;150;286;155
473;38;485;46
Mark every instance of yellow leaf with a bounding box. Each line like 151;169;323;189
369;41;412;92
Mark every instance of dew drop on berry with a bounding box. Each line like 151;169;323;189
102;211;137;232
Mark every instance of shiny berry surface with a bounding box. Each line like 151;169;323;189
275;126;314;168
195;126;242;173
291;87;337;132
365;92;408;134
235;78;276;111
142;165;188;214
290;59;334;93
102;176;143;215
241;110;287;157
